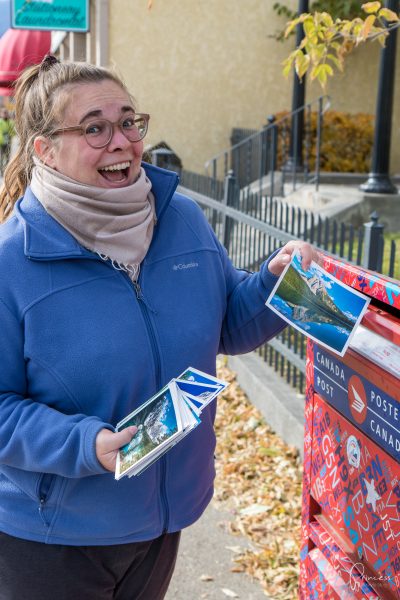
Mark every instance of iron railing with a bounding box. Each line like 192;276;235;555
204;95;330;198
178;173;398;394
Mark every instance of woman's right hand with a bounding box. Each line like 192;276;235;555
95;426;138;472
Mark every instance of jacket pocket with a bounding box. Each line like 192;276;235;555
0;466;43;502
37;472;56;503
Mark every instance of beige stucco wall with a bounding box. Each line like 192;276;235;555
109;0;400;174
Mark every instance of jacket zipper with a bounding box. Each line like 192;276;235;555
38;473;55;527
124;274;170;534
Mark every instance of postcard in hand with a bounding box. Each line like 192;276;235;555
115;384;191;479
265;250;370;357
175;367;228;411
125;381;201;478
176;367;224;385
174;380;220;405
115;368;228;479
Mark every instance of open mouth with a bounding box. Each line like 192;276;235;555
98;161;131;183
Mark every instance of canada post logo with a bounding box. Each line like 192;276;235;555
348;375;367;424
313;346;400;462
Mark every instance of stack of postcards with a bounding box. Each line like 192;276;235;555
115;368;228;480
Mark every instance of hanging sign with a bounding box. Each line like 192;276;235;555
12;0;89;32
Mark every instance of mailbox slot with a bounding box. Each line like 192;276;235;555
307;547;350;599
309;520;377;599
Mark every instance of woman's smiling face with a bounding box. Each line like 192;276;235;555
37;80;144;188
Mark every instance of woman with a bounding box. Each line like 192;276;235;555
0;56;319;600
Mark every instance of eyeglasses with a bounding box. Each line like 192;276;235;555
52;113;150;148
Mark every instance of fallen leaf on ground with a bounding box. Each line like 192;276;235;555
221;588;239;598
200;574;214;582
225;545;244;553
239;504;272;516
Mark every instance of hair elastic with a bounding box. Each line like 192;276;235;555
40;55;60;72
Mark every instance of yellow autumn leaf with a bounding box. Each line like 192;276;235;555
360;14;377;39
311;43;326;61
339;19;354;37
295;52;311;79
376;31;388;46
284;17;302;38
327;53;343;71
303;18;319;45
303;16;316;35
294;49;304;65
324;28;336;41
282;54;295;78
320;12;334;28
317;68;327;87
322;63;333;77
352;22;363;39
310;63;321;81
378;8;400;22
299;37;308;50
362;2;381;14
310;63;333;87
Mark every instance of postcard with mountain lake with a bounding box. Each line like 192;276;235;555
115;384;186;480
265;250;370;357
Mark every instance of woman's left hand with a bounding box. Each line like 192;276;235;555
268;241;322;277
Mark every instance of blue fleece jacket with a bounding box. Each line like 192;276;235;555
0;163;285;545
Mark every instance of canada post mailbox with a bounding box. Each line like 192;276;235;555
299;256;400;600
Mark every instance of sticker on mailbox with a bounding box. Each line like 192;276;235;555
313;345;400;462
346;435;361;468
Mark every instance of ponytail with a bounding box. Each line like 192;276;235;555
0;62;42;222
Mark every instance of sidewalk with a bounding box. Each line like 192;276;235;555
165;357;302;600
165;501;269;600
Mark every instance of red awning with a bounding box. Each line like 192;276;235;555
0;28;51;96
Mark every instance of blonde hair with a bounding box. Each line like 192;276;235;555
0;56;132;222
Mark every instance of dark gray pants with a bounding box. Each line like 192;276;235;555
0;530;180;600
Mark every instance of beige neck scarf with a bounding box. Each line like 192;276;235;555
30;160;156;281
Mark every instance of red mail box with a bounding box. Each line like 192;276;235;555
299;257;400;600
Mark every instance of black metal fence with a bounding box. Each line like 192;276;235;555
178;173;398;394
204;95;330;198
180;169;224;201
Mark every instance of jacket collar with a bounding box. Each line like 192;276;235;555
15;162;179;260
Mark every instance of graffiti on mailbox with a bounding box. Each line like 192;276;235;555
323;256;400;310
310;394;400;598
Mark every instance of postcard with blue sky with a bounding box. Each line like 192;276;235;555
177;367;227;392
265;250;370;357
115;385;182;479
